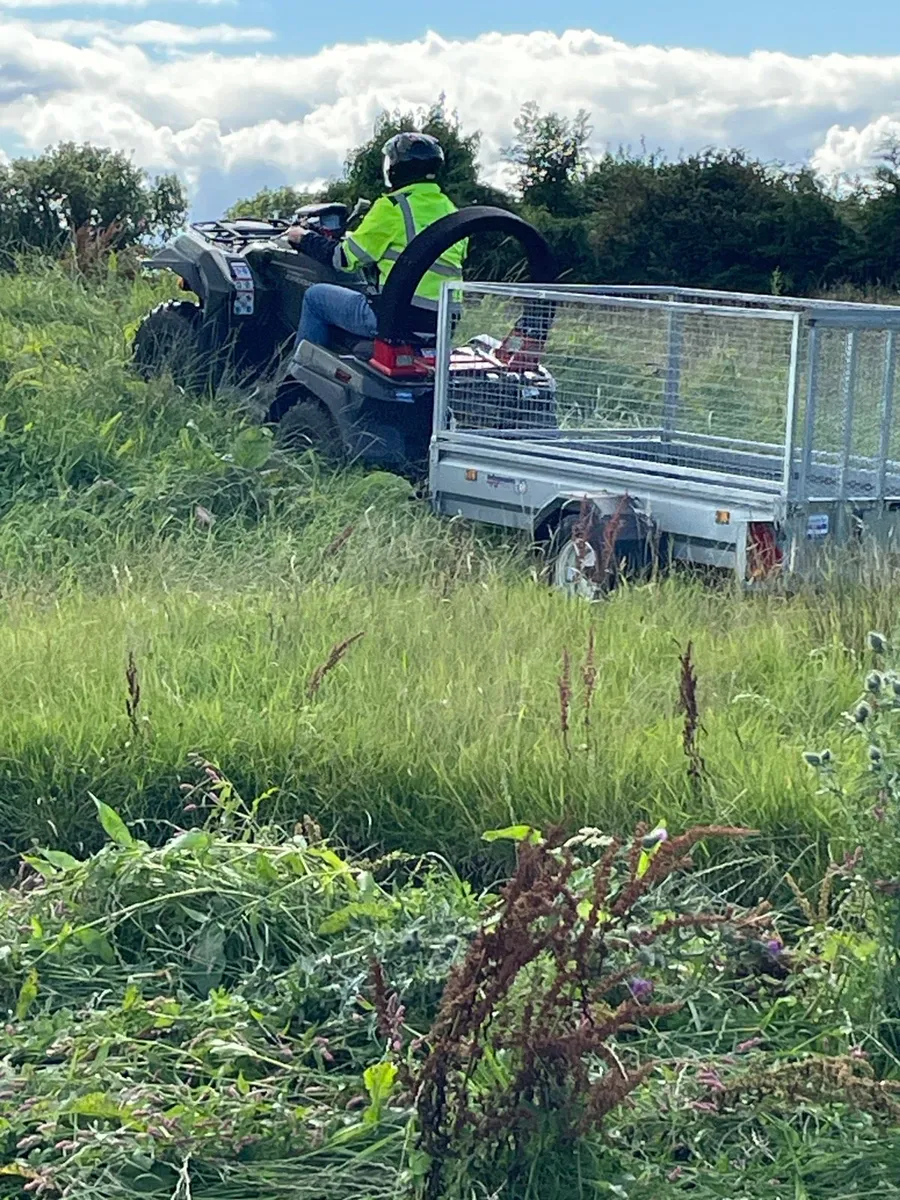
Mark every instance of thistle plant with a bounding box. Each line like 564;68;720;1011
803;630;900;1050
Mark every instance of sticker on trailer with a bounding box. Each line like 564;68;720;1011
230;262;253;280
233;294;254;316
807;513;829;539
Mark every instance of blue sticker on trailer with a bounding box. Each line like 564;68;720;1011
807;513;829;538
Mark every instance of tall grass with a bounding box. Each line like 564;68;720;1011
0;568;884;870
0;260;894;872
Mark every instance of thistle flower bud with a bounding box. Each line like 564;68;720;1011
803;749;832;767
853;702;872;725
866;672;884;694
641;826;668;849
869;745;883;765
868;631;888;655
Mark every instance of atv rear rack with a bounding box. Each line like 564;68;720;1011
190;218;291;250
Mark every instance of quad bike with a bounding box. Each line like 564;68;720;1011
134;201;560;477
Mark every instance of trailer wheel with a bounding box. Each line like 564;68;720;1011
545;504;655;599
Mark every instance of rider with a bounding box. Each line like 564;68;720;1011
287;132;466;348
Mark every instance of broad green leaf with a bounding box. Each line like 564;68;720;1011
363;1061;398;1123
122;984;141;1012
317;906;353;936
38;849;81;872
22;854;58;880
92;797;135;848
15;968;39;1019
317;900;396;936
822;931;878;964
65;1092;129;1119
576;899;611;923
481;825;542;845
189;922;226;996
307;845;355;878
231;426;273;470
164;830;212;857
75;926;117;964
407;1150;432;1178
253;851;279;883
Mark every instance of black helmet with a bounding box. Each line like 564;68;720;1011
381;132;444;189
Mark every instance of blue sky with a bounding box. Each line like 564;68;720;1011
0;0;898;215
272;0;899;58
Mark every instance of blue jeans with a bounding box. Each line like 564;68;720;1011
296;283;377;349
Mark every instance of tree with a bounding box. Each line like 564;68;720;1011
579;148;846;293
503;102;592;216
225;186;318;222
0;142;186;265
322;98;522;280
849;139;900;288
323;97;503;210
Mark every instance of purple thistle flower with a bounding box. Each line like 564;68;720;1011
629;977;654;1001
764;937;783;958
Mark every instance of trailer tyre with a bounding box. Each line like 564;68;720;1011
546;505;655;599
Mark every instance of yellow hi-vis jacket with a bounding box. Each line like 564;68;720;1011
335;182;467;317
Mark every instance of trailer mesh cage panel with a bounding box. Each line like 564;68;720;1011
434;283;900;504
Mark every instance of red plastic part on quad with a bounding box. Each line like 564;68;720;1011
368;335;545;381
368;339;433;378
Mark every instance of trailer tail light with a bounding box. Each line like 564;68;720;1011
747;521;783;580
369;339;431;378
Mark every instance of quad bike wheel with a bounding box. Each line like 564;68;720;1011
276;399;344;464
133;299;206;389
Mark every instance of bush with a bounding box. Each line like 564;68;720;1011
0;143;186;269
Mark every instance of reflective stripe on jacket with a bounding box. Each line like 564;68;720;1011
337;182;466;313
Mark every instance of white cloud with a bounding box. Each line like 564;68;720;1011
811;115;900;180
29;19;273;45
0;24;898;214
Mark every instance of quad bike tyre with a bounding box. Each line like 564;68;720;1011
133;299;207;390
276;399;344;464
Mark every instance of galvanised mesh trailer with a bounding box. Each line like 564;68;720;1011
428;282;900;592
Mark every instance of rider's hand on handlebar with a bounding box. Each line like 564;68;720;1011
286;225;308;246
